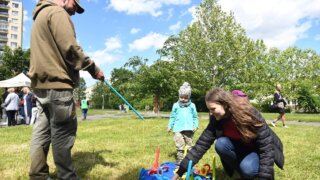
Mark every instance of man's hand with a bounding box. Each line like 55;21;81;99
171;173;180;180
95;71;105;82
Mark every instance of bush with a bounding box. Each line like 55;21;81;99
297;86;320;113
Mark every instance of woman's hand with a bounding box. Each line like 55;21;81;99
171;173;180;180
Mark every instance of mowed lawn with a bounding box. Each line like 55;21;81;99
0;112;319;179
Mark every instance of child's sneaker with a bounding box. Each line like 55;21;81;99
283;125;289;128
270;121;276;127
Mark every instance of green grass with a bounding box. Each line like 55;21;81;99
261;112;320;123
0;115;319;179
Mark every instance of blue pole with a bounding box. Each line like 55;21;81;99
104;80;144;121
186;160;193;180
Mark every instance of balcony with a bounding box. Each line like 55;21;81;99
0;35;7;42
0;44;5;50
0;11;8;17
0;19;7;24
0;28;7;33
0;4;9;9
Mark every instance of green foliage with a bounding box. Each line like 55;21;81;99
0;47;30;80
91;82;111;109
297;83;320;113
158;0;274;102
73;77;87;102
155;0;320;112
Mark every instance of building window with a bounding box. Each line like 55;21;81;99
12;3;19;8
0;23;8;31
11;26;18;32
0;34;7;39
12;11;18;16
11;34;17;39
11;18;18;23
11;42;17;48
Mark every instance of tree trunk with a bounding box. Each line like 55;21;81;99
153;95;160;114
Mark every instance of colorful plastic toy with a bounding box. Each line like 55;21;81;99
139;147;215;180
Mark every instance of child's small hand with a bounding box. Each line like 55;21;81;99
167;128;172;134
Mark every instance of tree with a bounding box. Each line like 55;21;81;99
91;82;110;109
158;0;269;100
135;60;178;113
156;0;320;113
0;47;30;80
73;77;86;103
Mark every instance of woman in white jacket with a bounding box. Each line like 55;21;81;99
4;88;19;126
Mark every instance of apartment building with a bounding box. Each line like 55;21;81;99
0;0;23;51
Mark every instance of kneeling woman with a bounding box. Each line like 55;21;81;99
172;88;284;180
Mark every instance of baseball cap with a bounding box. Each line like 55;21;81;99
75;0;84;14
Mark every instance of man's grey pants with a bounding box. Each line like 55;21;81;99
29;89;78;180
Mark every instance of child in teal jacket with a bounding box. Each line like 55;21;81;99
167;82;199;163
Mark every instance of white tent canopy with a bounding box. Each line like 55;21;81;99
0;73;31;87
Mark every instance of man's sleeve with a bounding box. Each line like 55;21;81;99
49;10;100;78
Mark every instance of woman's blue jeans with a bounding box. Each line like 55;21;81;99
215;137;259;178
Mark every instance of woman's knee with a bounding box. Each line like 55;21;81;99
239;157;259;177
215;137;232;153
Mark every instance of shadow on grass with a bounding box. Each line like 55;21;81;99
117;166;143;180
73;150;118;177
49;149;117;179
215;166;233;180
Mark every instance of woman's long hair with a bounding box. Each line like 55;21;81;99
205;88;263;143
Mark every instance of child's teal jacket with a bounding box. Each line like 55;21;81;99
168;101;198;132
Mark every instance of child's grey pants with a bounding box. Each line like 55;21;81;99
174;131;194;163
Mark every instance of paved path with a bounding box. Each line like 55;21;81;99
1;112;319;127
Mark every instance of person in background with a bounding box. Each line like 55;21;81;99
1;88;8;120
28;0;105;179
271;84;288;128
4;88;19;126
22;87;33;125
29;94;38;126
0;96;2;120
80;96;89;120
167;82;199;164
172;88;284;180
17;90;25;124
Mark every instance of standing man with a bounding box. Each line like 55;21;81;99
28;0;105;179
80;96;89;120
